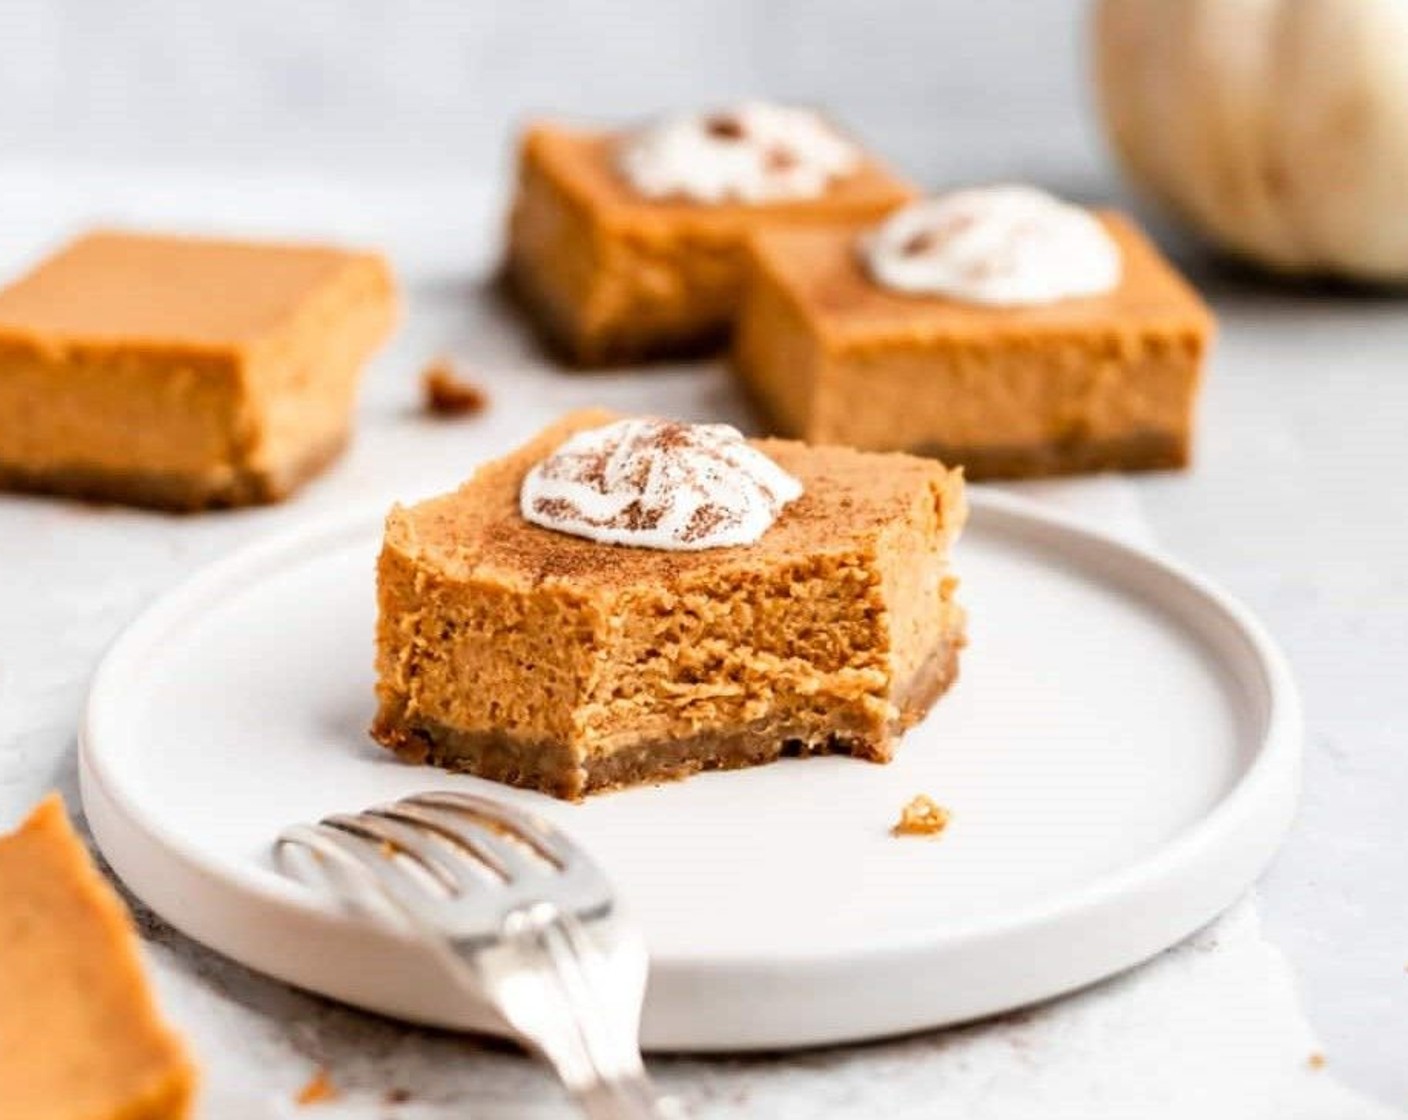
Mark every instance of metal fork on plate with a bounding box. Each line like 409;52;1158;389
275;791;686;1119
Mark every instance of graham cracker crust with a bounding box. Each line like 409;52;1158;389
734;374;1189;481
372;635;962;801
914;430;1190;481
0;430;349;512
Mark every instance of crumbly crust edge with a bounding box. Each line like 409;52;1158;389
370;632;962;801
0;428;348;512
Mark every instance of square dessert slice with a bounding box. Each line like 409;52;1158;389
733;190;1215;480
373;409;966;799
0;795;196;1120
505;104;914;367
0;229;397;510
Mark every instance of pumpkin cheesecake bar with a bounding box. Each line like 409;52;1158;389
0;795;196;1120
373;409;966;799
0;230;396;510
505;103;913;366
733;186;1215;479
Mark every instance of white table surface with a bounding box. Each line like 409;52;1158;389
0;163;1404;1114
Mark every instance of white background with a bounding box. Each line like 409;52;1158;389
0;0;1093;185
1;0;1405;1109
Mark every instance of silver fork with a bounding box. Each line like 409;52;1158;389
275;791;687;1119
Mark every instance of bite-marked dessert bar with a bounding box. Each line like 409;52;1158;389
372;409;966;799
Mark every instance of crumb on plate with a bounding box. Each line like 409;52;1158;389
1307;1052;1327;1071
295;1068;339;1106
892;794;951;837
422;357;489;417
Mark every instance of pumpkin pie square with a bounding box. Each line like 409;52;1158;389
733;213;1215;479
504;121;914;367
0;795;196;1120
0;230;397;510
372;409;966;799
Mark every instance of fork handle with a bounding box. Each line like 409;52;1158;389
567;1060;687;1120
575;1073;689;1120
465;903;689;1120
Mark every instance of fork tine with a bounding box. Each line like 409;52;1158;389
329;811;484;894
275;822;439;921
275;796;673;1116
403;791;579;867
382;802;545;882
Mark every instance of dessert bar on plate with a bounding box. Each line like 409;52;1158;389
0;230;396;510
372;409;966;799
505;102;913;367
734;185;1215;480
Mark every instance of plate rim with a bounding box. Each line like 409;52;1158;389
79;488;1302;1044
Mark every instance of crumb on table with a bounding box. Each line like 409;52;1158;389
385;1087;413;1105
422;357;489;417
892;794;951;837
295;1068;339;1106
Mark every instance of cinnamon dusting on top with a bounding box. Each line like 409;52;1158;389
901;230;937;257
892;795;951;837
863;187;1121;305
903;213;983;259
422;357;489;418
682;503;730;544
519;417;803;551
704;114;746;140
765;146;800;174
617;103;861;204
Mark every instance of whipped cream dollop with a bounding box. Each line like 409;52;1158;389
520;418;803;551
862;185;1121;306
618;102;860;204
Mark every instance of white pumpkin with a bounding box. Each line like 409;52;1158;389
1094;0;1408;282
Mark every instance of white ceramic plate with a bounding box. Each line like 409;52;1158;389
80;491;1300;1052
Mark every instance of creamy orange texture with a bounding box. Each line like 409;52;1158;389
0;230;396;501
0;795;195;1120
375;409;965;769
505;123;914;364
734;212;1214;478
0;231;366;344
